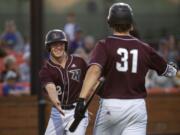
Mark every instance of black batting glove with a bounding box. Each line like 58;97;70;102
74;98;85;119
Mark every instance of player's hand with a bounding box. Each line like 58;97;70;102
54;100;65;116
74;98;85;119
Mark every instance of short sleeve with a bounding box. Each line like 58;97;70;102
147;46;167;75
39;67;54;88
89;41;107;68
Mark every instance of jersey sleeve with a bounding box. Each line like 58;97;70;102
39;67;54;88
147;46;167;75
89;41;107;68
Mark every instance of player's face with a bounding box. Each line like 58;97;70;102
50;42;66;58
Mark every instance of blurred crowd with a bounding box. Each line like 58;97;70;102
64;12;95;63
0;12;179;97
146;34;180;89
64;12;180;90
0;20;30;97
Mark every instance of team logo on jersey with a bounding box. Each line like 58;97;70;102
69;69;81;82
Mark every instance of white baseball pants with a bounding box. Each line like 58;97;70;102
45;107;89;135
93;98;147;135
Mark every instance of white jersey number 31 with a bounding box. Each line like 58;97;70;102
116;48;138;73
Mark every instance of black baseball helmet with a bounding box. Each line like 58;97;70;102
107;3;133;27
45;29;68;52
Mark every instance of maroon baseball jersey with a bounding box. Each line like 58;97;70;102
39;55;87;104
90;35;167;99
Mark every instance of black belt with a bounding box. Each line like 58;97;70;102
52;104;76;110
61;104;75;110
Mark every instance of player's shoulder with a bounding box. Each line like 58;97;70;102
98;38;106;44
136;39;149;47
94;38;107;49
95;38;106;46
40;60;48;69
71;54;84;61
39;59;60;78
39;61;49;77
143;43;156;54
71;55;87;65
39;60;52;72
133;38;153;51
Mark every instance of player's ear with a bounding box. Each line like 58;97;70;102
130;24;134;31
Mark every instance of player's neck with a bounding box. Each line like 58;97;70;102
113;31;130;36
50;54;68;68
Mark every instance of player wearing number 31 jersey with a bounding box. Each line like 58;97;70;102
75;2;178;135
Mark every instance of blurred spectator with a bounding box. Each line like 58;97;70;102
0;40;7;58
69;27;84;54
174;71;180;88
22;37;30;54
86;0;98;13
64;12;79;41
19;52;30;82
0;55;19;82
158;39;169;60
146;35;179;89
166;34;178;62
73;35;95;62
83;35;95;54
0;20;24;52
74;47;89;62
2;71;30;96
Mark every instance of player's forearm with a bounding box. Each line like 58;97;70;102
45;83;65;115
45;84;59;105
79;65;101;99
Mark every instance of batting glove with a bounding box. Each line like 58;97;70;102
74;98;85;119
169;62;178;70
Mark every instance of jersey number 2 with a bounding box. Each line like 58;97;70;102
116;48;138;73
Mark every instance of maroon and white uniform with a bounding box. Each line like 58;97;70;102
90;35;167;99
39;55;87;104
39;55;88;135
90;35;168;135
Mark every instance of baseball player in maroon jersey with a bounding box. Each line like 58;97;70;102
39;29;88;135
74;3;178;135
